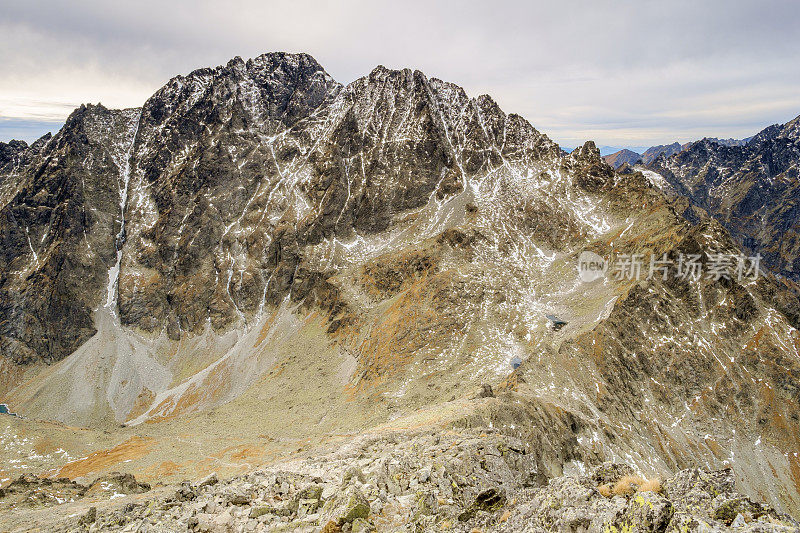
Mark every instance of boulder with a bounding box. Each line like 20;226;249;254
320;486;370;526
627;491;674;531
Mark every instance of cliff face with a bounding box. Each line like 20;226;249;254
1;53;799;516
0;105;138;363
0;53;566;364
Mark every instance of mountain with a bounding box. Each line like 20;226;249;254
603;148;642;168
641;142;687;165
640;137;753;166
597;145;649;156
706;136;753;147
647;116;800;283
1;52;800;528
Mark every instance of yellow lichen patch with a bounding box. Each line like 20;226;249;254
55;436;156;479
633;493;653;509
603;522;634;533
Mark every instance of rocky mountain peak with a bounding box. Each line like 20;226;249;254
142;51;340;137
570;140;602;162
641;141;685;165
647;113;800;282
781;113;800;139
0;140;28;170
603;148;642;169
747;122;784;148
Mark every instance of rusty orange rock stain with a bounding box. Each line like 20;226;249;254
256;307;281;346
745;326;766;351
55;436;156;479
143;460;184;478
147;360;233;423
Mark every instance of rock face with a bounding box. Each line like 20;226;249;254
0;106;137;364
1;53;562;363
647;116;800;282
640;138;750;167
1;52;800;520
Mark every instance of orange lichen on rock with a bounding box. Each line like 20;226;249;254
56;436;156;479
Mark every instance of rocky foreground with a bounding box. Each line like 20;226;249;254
1;428;797;532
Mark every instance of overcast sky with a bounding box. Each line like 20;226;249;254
2;0;799;149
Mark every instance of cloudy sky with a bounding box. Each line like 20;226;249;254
2;0;799;150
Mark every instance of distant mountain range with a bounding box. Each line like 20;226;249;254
599;123;799;285
603;136;756;168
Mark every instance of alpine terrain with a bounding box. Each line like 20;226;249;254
0;52;799;532
645;118;800;284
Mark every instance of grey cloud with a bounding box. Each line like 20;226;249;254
1;0;799;146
